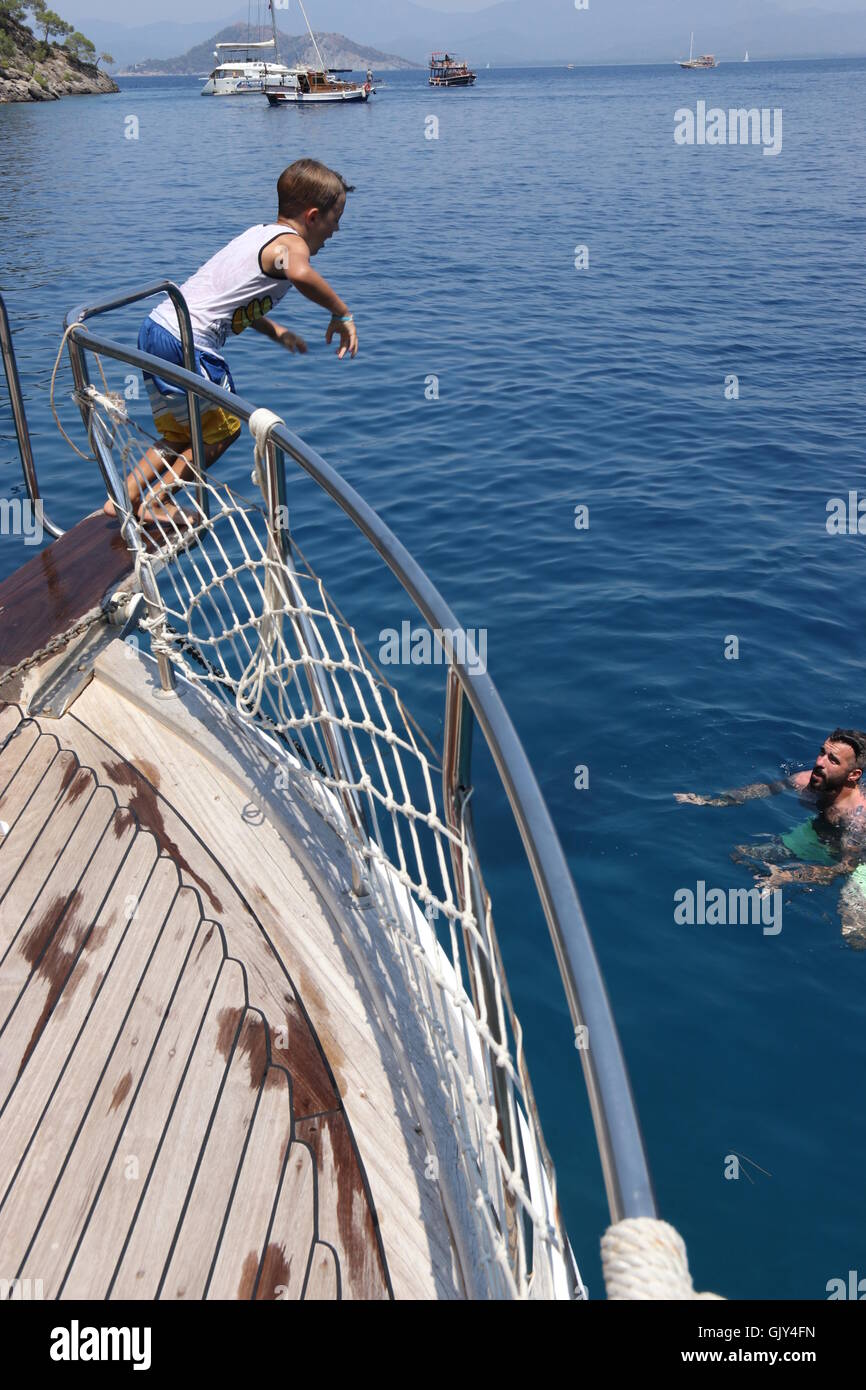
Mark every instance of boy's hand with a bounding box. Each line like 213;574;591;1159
276;327;307;354
325;314;358;360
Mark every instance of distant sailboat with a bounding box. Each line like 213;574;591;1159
679;32;718;70
744;49;750;62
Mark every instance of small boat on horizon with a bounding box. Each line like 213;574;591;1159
744;50;750;62
429;52;477;86
679;33;718;69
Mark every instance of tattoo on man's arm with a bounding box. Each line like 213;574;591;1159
717;779;788;806
784;862;852;886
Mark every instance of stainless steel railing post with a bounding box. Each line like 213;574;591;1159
263;438;368;894
66;281;209;520
66;331;176;695
66;332;136;544
0;294;63;539
443;665;526;1284
166;289;209;521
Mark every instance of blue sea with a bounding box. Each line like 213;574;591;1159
2;59;865;1301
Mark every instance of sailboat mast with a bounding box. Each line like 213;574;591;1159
268;0;280;62
296;0;328;72
689;31;694;62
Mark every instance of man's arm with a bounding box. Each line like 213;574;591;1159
674;777;794;807
756;855;858;893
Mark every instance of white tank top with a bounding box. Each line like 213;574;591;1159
150;223;300;351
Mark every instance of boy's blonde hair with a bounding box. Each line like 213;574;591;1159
277;158;354;218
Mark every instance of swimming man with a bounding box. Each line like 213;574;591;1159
675;729;866;942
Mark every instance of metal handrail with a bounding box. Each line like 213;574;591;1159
65;283;209;519
0;295;64;539
66;317;657;1227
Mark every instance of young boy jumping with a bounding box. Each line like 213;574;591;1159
107;157;357;523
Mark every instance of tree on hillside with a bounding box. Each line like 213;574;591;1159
0;1;28;22
65;30;95;64
97;51;113;68
30;3;72;54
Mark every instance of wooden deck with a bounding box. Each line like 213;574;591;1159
0;506;465;1301
0;668;463;1300
0;700;394;1299
0;513;133;685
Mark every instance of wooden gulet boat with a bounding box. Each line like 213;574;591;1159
262;0;374;105
265;69;373;105
429;52;477;87
0;283;709;1301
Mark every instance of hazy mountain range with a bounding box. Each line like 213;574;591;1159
75;1;866;69
121;24;417;74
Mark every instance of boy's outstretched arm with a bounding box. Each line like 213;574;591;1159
674;773;805;807
265;237;357;359
250;316;307;353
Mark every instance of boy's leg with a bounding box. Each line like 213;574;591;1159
135;432;239;523
103;431;239;520
105;322;242;522
102;441;177;517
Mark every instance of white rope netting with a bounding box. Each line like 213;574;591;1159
75;381;581;1301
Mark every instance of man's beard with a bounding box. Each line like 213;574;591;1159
810;771;844;804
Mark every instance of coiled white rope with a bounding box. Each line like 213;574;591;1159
235;409;290;721
601;1218;723;1300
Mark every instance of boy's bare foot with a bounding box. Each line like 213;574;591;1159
136;496;196;529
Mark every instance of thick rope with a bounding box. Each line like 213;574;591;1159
49;325;126;461
601;1218;723;1300
235;409;289;721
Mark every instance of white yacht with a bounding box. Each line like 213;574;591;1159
201;51;292;97
201;2;292;95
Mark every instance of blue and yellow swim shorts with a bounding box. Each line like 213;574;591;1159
139;317;242;448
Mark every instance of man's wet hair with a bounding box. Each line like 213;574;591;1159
827;729;866;769
277;159;355;219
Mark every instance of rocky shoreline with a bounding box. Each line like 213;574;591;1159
0;14;118;103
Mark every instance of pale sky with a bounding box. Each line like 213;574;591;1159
62;0;496;21
61;0;866;23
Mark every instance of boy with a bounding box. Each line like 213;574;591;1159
107;157;357;523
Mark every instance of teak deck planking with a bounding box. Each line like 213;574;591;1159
0;703;399;1300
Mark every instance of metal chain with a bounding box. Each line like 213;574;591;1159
0;610;103;687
